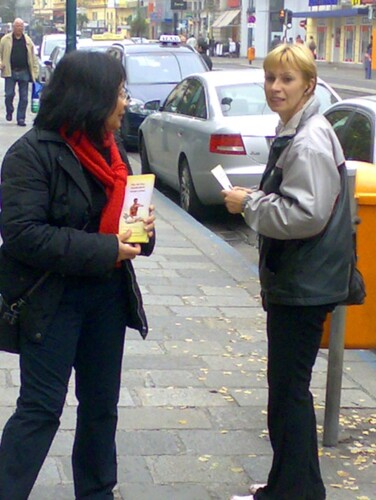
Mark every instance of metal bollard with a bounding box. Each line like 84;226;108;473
323;306;347;446
322;165;358;447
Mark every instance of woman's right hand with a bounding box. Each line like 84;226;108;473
116;230;141;262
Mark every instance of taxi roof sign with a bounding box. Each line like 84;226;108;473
159;34;181;45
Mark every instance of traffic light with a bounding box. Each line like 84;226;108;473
279;9;285;24
286;10;293;28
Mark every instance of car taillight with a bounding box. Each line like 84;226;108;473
209;134;246;155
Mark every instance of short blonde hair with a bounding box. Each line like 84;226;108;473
263;43;317;89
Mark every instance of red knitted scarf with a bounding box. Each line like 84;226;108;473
61;129;128;234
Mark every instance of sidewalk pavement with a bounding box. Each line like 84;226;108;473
0;92;376;500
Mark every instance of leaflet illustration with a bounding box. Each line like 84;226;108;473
211;164;233;190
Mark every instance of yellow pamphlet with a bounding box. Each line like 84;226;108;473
119;174;155;243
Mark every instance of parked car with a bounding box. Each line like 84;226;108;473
138;69;341;216
38;33;66;82
43;38;134;83
324;96;376;165
106;35;210;147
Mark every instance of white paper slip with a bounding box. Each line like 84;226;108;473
211;164;233;190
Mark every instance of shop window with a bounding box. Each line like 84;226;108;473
344;26;355;62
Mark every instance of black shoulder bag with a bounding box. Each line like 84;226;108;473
340;227;366;306
0;271;50;354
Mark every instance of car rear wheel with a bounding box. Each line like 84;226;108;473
179;159;203;218
140;136;152;174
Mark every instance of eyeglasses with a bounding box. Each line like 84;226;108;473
119;88;130;101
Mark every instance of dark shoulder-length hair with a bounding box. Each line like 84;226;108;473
35;50;126;143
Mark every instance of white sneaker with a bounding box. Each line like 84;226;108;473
249;483;266;494
230;496;254;500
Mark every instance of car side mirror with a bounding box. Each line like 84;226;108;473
144;99;161;111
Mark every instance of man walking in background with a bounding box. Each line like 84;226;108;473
197;38;212;70
0;18;39;126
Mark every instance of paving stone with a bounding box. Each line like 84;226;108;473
124;339;164;355
153;247;201;256
29;484;75;500
208;407;267;430
147;284;200;295
0;386;21;406
48;431;75;456
162;339;225;356
142;294;185;306
201;370;268;389
135;387;235;407
201;355;267;372
65;386;135;407
177;429;272;456
124;354;205;370
116;430;182;455
118;482;212;500
116;407;212;430
183;294;257;307
32;456;61;485
143;369;205;388
117;455;153;484
146;455;250;484
0;352;20;368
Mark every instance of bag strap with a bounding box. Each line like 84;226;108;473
11;271;50;312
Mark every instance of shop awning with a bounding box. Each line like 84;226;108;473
293;7;369;18
212;10;240;28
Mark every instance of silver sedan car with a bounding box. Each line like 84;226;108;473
139;69;340;217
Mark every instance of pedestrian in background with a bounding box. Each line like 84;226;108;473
364;38;372;79
197;37;213;70
186;33;196;49
0;50;155;499
308;35;317;59
0;18;38;126
223;43;352;500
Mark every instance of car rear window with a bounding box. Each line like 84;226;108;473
125;52;206;84
217;83;274;117
126;54;182;84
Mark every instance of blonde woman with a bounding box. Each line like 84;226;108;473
223;44;352;500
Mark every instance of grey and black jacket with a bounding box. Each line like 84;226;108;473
0;128;154;343
243;96;352;306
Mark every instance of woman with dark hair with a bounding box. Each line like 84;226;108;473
0;50;155;499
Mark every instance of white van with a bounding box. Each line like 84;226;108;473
38;33;66;82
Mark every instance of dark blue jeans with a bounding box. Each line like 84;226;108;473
4;69;30;122
255;303;334;500
0;270;128;500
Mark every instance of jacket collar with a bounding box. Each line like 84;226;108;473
275;95;320;138
35;128;92;204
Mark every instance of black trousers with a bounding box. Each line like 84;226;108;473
255;303;334;500
0;271;128;500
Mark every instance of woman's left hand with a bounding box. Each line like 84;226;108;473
143;204;156;238
222;187;250;214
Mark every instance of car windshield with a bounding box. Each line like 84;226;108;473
126;53;205;84
217;83;274;117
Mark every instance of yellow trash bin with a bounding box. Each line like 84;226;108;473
321;162;376;349
247;46;255;64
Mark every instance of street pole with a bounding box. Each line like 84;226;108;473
247;0;254;49
66;0;77;53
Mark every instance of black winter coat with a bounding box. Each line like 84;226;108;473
0;128;154;344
